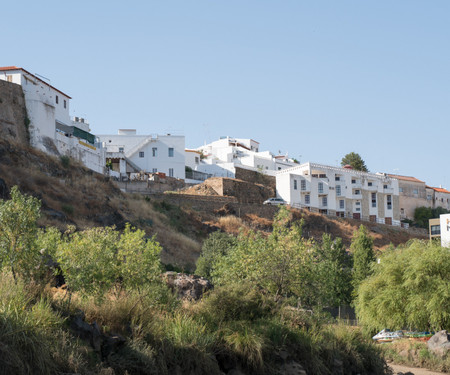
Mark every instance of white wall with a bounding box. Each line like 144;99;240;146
99;133;185;179
440;213;450;247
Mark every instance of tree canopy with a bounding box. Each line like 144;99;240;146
355;240;450;331
341;152;368;172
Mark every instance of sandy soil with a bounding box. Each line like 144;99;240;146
390;363;448;375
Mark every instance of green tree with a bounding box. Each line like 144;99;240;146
351;225;375;295
341;152;368;172
211;207;314;302
195;231;237;278
355;240;450;331
313;234;353;307
55;225;162;300
414;206;450;229
0;186;41;280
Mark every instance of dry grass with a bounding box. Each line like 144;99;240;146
217;215;247;235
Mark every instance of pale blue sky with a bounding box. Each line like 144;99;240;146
3;1;450;187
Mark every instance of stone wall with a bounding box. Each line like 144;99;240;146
0;80;29;145
235;166;276;191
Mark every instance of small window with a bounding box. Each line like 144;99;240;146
335;176;340;181
319;174;326;178
168;148;174;157
336;185;341;196
322;197;327;207
118;147;124;153
399;187;404;192
413;189;418;195
64;100;66;109
195;157;199;163
356;201;361;205
139;151;144;158
371;192;376;207
56;95;59;104
169;168;174;177
339;200;344;209
356;207;361;212
294;180;297;190
301;180;306;191
355;189;361;195
368;182;373;186
352;179;356;184
6;75;13;82
305;195;310;204
427;194;432;200
152;148;157;157
387;195;392;210
318;182;324;193
431;225;440;235
152;168;157;173
384;185;388;189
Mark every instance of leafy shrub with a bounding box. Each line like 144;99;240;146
61;204;74;215
60;155;70;168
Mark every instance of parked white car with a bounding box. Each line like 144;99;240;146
263;197;286;205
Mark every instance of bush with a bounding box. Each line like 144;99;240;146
60;155;70;168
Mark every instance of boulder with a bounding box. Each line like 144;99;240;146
427;330;450;356
163;272;213;300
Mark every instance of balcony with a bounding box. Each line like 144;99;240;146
383;187;394;193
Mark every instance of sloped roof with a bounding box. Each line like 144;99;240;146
387;174;424;183
0;66;71;98
428;186;450;194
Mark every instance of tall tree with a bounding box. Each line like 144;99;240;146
313;234;353;307
351;225;375;295
341;152;368;172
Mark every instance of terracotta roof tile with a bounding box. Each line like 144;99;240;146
387;174;424;183
428;186;450;194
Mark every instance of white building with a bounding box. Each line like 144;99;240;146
189;136;297;178
98;130;185;179
0;66;105;174
276;162;401;225
439;214;450;247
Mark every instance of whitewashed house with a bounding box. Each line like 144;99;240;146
98;130;185;179
276;162;401;225
0;66;105;174
190;136;297;178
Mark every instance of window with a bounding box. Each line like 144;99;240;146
368;182;373;186
118;147;124;153
305;195;310;204
356;207;361;212
319;174;327;178
322;197;327;207
413;189;418;195
64;100;66;109
430;225;440;236
195;157;199;163
371;193;376;207
6;75;13;82
169;168;174;177
399;187;404;193
352;179;356;184
139;151;144;158
427;194;432;200
152;147;157;157
387;195;392;210
318;182;324;194
293;180;297;190
56;95;59;104
384;184;388;189
336;185;341;196
168;148;174;157
339;200;344;209
152;168;157;173
301;180;306;191
335;176;340;181
356;201;361;205
354;189;361;195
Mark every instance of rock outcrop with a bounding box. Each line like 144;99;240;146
163;272;213;300
427;330;450;357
